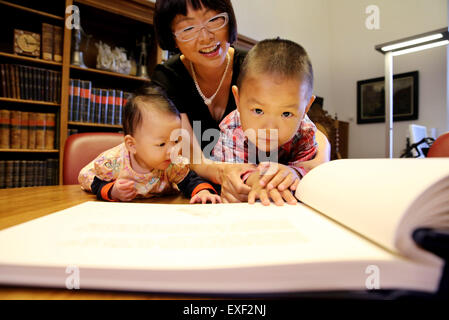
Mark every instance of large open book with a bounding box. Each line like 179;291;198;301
0;159;448;294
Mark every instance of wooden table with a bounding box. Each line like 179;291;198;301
0;185;211;300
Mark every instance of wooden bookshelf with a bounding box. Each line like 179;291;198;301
68;121;122;129
0;52;63;67
0;0;64;21
0;149;59;153
0;97;60;106
70;65;150;82
1;0;161;185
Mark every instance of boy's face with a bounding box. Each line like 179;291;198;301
233;72;315;152
125;108;182;171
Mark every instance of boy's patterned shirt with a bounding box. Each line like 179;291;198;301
211;110;317;177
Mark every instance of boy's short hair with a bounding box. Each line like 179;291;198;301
154;0;238;52
237;38;314;99
123;83;180;136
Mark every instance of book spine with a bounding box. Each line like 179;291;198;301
45;113;55;150
10;110;21;149
32;160;39;187
101;89;109;124
13;160;20;188
4;63;11;98
22;65;29;100
68;79;74;121
52;71;58;103
115;90;123;126
18;65;25;99
45;69;50;102
30;66;36;100
41;23;54;61
84;81;92;122
35;113;46;150
57;72;61;103
19;111;29;149
79;80;88;122
0;109;10;148
107;89;116;124
0;64;6;97
73;79;81;122
94;88;101;123
25;160;34;187
89;88;96;123
14;65;21;99
53;26;63;63
19;160;26;187
5;160;13;188
28;112;37;149
9;64;17;99
0;160;5;189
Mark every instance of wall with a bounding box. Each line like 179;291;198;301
328;0;447;158
233;0;447;158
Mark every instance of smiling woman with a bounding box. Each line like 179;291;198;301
150;0;331;203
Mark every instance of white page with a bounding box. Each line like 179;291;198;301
0;201;397;270
296;158;449;264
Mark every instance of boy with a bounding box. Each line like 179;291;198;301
212;38;317;206
79;84;221;204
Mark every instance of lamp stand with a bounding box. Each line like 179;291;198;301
385;52;393;158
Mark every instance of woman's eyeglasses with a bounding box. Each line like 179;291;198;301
173;12;229;42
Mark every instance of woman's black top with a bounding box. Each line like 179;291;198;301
151;48;247;152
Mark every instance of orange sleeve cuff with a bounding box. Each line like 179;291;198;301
101;182;118;202
191;183;217;197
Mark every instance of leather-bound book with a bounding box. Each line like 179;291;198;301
44;113;55;150
19;111;29;149
53;26;63;62
41;23;54;61
0;109;10;149
9;110;21;149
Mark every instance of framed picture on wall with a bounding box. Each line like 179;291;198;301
356;71;419;124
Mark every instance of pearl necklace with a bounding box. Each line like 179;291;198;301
190;52;230;106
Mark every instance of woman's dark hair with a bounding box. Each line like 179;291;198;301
123;83;180;136
154;0;237;52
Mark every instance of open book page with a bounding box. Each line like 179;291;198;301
0;201;442;293
296;158;449;265
0;201;396;270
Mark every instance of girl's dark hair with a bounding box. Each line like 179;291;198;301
154;0;237;52
123;83;180;136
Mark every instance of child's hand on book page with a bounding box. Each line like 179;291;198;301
258;162;301;192
190;190;222;204
219;163;255;203
110;178;137;202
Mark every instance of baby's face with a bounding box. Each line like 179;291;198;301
236;73;311;152
131;109;182;171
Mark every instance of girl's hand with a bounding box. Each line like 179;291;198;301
190;190;222;204
110;178;137;202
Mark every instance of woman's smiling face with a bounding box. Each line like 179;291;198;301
171;2;230;69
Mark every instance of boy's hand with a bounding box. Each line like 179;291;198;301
248;183;297;206
110;178;137;202
190;190;222;204
258;162;301;192
247;169;297;206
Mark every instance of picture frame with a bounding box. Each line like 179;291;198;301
357;71;419;124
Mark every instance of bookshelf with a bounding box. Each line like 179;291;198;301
0;0;161;188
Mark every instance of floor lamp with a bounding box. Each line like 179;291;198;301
375;28;449;158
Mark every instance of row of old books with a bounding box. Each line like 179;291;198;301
0;158;58;189
41;23;63;62
0;110;56;150
0;63;61;102
69;79;132;125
